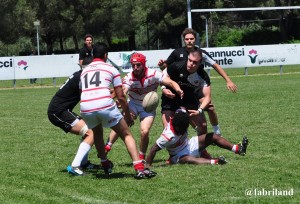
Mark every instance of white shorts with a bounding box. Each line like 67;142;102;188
81;105;123;129
129;101;156;120
170;136;201;164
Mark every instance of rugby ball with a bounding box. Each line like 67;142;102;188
142;91;159;113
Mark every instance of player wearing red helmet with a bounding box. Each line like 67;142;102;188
105;52;183;160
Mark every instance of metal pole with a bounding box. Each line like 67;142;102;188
34;20;40;55
37;26;40;55
205;17;208;47
187;0;192;28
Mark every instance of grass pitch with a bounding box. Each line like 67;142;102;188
0;67;299;204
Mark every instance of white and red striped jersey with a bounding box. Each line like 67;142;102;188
80;59;122;113
156;119;189;156
123;67;165;105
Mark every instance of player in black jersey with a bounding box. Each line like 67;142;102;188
161;49;211;136
79;34;93;68
48;70;102;175
158;28;238;136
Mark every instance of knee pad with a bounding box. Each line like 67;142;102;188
79;125;89;137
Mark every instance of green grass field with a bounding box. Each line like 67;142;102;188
0;66;299;203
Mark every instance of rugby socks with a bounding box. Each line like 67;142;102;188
71;142;91;167
232;144;239;153
211;159;218;165
139;151;145;160
133;160;145;171
105;142;112;152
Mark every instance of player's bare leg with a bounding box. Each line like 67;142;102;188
139;116;155;159
189;112;207;135
111;118;140;162
179;155;226;165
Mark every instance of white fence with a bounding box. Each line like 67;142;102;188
0;44;299;81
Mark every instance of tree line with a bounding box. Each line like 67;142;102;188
0;0;299;56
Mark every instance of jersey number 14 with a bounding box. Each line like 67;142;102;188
82;71;102;89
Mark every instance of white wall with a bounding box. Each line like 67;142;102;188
0;44;299;80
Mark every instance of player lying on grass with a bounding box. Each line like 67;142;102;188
145;108;249;166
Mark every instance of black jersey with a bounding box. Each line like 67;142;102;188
164;61;210;105
165;47;216;68
79;45;93;65
48;70;82;114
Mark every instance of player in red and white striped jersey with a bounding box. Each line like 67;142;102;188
105;53;183;160
80;43;156;179
146;108;249;166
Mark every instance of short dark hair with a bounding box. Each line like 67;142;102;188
189;48;202;60
172;111;189;135
182;28;197;38
84;34;93;40
93;42;108;59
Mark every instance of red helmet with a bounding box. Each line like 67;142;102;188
130;53;146;66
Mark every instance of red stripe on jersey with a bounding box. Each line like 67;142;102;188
81;103;115;113
113;74;121;79
81;95;111;102
82;68;114;76
161;133;172;141
82;87;109;92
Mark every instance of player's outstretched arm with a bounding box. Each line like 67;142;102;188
145;143;162;167
161;77;183;99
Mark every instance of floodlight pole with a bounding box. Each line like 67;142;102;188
187;0;192;28
33;20;40;55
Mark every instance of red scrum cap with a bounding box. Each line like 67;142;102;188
130;53;146;66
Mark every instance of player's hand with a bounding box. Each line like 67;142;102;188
176;89;184;99
158;59;165;66
162;88;176;99
188;109;201;116
158;59;166;70
227;81;238;93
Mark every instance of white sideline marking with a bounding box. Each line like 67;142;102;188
69;194;126;204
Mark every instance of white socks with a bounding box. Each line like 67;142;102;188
71;142;91;167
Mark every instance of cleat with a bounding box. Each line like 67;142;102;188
238;136;249;156
143;168;157;178
101;160;113;175
81;161;100;170
66;165;84;176
217;156;227;165
134;168;157;179
134;171;145;179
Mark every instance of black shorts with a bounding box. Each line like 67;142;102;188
161;96;199;112
48;110;82;133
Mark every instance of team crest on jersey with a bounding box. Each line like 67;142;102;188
179;73;184;78
180;54;184;58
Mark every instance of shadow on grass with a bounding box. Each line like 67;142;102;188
95;172;134;179
60;168;135;179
